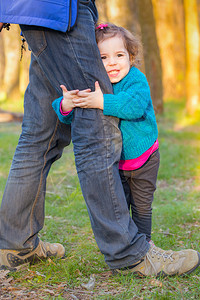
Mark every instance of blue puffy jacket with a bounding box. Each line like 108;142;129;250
0;0;79;32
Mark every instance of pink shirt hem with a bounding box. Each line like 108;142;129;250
119;139;159;171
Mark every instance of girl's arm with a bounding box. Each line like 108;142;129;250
52;84;83;124
73;76;152;120
52;96;74;125
103;77;152;120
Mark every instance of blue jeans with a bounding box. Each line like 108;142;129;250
0;0;149;268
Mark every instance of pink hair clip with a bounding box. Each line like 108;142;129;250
96;23;108;30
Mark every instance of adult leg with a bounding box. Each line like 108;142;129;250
0;54;71;251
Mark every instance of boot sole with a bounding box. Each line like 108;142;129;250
182;251;200;276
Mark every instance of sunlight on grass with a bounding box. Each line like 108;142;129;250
174;110;200;131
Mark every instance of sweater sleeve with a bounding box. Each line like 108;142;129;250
103;72;152;120
52;96;74;124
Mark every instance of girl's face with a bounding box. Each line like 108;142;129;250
98;35;130;83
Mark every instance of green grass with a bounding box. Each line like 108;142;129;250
0;99;200;299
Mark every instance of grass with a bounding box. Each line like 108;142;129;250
0;99;200;299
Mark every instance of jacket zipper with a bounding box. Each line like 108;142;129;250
67;0;80;31
67;0;72;31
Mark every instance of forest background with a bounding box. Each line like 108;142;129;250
0;0;200;116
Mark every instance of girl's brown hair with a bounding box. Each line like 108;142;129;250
95;23;142;67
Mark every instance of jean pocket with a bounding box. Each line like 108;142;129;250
20;26;47;57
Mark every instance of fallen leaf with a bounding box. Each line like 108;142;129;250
81;274;96;290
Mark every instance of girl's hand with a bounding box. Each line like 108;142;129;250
60;85;79;111
72;81;104;110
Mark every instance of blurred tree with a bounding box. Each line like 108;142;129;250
96;0;109;21
136;0;163;113
3;25;21;101
152;0;186;100
102;0;138;31
0;25;30;105
184;0;200;114
198;0;200;22
19;39;31;94
0;34;5;95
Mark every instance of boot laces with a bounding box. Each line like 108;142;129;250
150;245;174;262
144;245;174;274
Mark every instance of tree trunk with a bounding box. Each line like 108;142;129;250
19;41;31;95
3;25;21;101
104;0;138;31
96;0;109;22
0;33;5;97
184;0;200;114
152;0;185;100
136;0;163;114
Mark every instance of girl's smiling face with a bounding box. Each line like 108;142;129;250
98;35;131;83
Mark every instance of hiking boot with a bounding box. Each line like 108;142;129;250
0;240;65;271
113;243;200;277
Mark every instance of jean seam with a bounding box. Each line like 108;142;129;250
66;34;92;88
29;118;60;239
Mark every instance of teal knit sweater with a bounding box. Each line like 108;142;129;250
103;67;158;160
52;66;158;160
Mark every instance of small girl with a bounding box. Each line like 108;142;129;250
52;23;160;242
